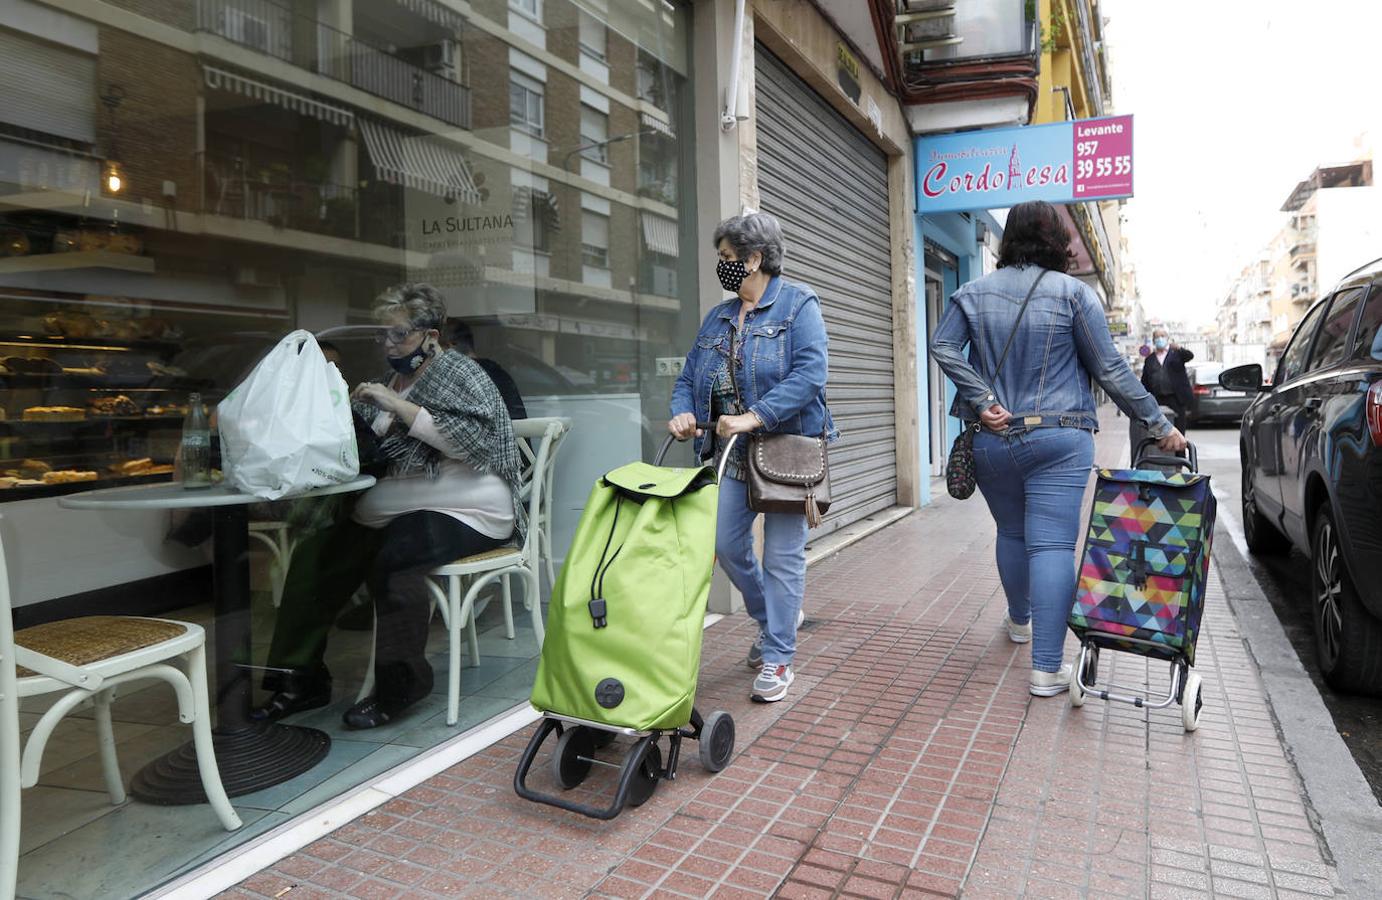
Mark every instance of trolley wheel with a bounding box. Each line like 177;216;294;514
698;711;735;772
1084;645;1100;686
627;741;662;808
552;726;595;790
1069;659;1086;708
1182;671;1204;732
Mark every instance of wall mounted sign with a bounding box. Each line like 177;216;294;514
835;43;861;104
915;114;1133;214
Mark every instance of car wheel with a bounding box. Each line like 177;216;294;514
1311;505;1382;694
1241;456;1290;555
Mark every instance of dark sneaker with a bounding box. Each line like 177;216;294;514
746;609;806;669
249;688;331;723
751;663;794;703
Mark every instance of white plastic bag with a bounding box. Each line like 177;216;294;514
217;330;359;500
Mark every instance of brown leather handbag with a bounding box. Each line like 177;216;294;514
728;331;831;527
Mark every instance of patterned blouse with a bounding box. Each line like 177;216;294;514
709;346;749;481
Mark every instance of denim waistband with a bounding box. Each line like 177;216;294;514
999;412;1097;435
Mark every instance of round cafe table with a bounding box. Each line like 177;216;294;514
59;475;375;802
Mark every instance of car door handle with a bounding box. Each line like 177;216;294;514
1269;403;1285;414
1304;397;1323;411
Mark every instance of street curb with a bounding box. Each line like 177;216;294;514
1211;508;1382;897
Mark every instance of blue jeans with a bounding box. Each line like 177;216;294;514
715;475;808;666
973;427;1095;673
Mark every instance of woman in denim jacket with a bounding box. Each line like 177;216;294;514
930;201;1187;697
668;212;836;703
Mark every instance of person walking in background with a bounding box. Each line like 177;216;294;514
930;201;1187;697
1140;326;1195;432
667;212;836;704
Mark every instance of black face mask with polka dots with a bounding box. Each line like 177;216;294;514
716;259;750;293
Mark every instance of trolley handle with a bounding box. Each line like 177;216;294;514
655;421;740;483
1133;438;1198;473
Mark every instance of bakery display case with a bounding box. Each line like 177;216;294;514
0;289;277;501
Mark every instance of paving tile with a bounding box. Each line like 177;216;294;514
216;423;1343;900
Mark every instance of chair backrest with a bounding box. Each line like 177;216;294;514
0;523;21;875
0;523;16;698
512;417;570;562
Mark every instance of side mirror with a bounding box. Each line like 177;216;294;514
1220;364;1267;393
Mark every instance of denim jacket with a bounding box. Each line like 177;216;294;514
929;265;1171;438
672;275;839;459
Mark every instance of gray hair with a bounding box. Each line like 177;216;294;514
373;282;447;332
712;212;785;276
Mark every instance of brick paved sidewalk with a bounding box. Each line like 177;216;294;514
225;426;1342;900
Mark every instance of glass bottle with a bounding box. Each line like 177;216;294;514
180;392;212;489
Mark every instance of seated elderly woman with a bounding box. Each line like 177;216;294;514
252;283;526;729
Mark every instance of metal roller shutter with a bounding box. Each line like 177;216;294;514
0;29;97;143
754;45;897;535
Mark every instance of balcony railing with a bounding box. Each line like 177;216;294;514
195;0;293;63
316;23;470;129
201;153;357;238
196;0;471;129
201;152;408;247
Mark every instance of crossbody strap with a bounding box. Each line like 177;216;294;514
983;268;1049;409
726;327;829;441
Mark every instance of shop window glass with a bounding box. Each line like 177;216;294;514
1308;288;1364;371
0;0;695;894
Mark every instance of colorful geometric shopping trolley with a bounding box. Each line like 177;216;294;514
1067;442;1216;732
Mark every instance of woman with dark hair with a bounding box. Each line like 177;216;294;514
930;200;1187;696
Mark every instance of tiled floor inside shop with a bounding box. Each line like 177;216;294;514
15;562;537;900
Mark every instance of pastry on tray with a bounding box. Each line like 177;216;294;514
13;459;52;478
146;361;188;378
42;470;99;485
88;395;141;417
110;457;154;476
0;477;44;489
4;356;63;375
22;406;86;421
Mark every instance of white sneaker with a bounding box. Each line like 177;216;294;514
751;663;794;702
1004;615;1032;644
1030;665;1073;697
747;609;807;669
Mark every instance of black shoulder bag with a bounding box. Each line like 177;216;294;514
945;269;1049;500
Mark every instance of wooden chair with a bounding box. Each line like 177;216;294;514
0;526;240;900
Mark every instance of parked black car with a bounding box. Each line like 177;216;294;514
1187;363;1255;426
1222;259;1382;692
